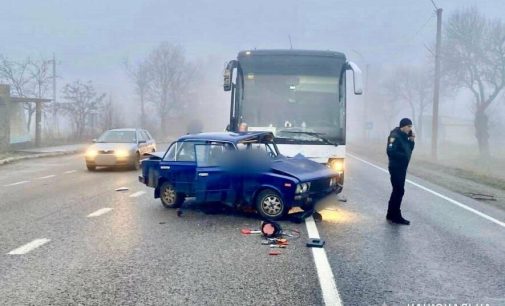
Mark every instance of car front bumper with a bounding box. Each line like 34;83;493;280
292;186;339;208
85;155;134;167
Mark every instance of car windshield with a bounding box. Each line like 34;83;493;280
97;131;137;143
236;141;279;158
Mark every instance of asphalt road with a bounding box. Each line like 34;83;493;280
0;152;504;305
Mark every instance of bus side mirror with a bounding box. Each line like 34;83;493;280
223;60;238;91
346;61;363;95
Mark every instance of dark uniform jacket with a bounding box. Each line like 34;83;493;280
387;127;415;169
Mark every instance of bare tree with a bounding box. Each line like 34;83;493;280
146;43;197;134
99;96;124;131
443;7;505;156
124;58;151;128
0;56;34;130
60;80;106;140
27;58;53;139
383;65;433;140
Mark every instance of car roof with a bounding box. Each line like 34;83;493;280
177;132;274;143
106;128;139;132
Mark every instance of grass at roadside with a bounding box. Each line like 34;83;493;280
349;141;505;208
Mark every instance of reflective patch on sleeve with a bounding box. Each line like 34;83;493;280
389;137;395;143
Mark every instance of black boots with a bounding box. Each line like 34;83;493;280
386;211;410;225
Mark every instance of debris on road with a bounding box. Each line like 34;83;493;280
241;228;261;235
268;250;282;256
306;238;325;248
176;208;183;217
115;187;129;191
465;192;496;201
260;220;283;238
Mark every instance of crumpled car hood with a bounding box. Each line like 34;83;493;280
270;154;337;182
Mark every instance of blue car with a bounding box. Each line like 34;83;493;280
138;132;340;220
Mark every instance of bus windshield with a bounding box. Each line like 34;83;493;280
238;54;346;145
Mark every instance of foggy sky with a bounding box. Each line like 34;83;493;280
1;0;505;131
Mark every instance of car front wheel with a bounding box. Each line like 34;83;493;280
86;163;96;171
132;153;141;170
256;189;287;220
160;182;185;208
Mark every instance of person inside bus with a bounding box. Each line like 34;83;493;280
238;122;248;132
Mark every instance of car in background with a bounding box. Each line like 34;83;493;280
85;128;156;171
138;131;340;220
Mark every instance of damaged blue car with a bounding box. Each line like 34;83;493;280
138;132;340;220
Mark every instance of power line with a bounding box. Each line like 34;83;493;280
403;11;436;44
430;0;439;10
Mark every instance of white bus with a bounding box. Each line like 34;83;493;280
224;49;363;193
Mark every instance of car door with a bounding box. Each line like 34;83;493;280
194;143;232;204
159;141;197;195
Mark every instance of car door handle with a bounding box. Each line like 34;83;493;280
161;166;170;170
198;173;209;177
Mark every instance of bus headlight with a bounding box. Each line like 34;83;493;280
328;158;344;173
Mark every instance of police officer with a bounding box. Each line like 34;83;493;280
386;118;415;225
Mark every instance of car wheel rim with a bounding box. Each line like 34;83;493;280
261;195;282;216
162;185;176;204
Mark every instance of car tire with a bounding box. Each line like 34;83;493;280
86;163;96;171
256;189;287;220
160;182;185;209
132;152;141;170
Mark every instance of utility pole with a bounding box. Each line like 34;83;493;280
431;7;442;160
52;53;59;137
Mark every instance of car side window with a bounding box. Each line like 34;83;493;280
142;130;151;140
137;131;147;142
164;142;177;161
237;141;276;157
195;143;227;167
175;142;196;162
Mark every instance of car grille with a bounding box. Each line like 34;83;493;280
98;150;115;154
309;178;331;193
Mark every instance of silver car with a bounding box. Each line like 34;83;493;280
85;128;156;171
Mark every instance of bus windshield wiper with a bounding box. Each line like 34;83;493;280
278;131;338;146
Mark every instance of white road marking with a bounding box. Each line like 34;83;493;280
64;170;77;174
348;153;505;229
3;181;30;187
129;191;146;198
37;175;56;179
305;216;343;306
7;238;51;255
87;208;113;218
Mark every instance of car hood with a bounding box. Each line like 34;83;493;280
88;143;137;151
270;154;337;182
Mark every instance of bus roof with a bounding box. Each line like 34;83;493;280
238;49;346;59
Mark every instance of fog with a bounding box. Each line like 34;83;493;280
1;0;505;158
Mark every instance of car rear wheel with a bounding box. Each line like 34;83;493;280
86;163;96;171
160;182;185;208
256;189;287;220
